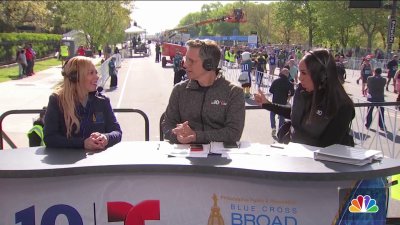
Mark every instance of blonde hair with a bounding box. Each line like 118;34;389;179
56;56;93;138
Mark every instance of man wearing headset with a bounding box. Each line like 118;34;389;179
161;39;245;144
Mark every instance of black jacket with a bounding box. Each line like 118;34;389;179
44;92;122;149
262;87;355;147
269;74;294;104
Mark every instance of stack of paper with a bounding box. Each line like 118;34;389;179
313;144;383;166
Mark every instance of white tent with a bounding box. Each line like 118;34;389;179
125;26;146;34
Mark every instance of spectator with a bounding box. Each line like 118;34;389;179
268;68;294;137
395;69;400;110
386;55;398;93
254;49;355;147
255;53;266;86
109;56;118;89
28;107;47;147
25;43;36;76
335;54;346;84
357;56;373;97
114;47;120;54
98;45;102;58
161;39;245;144
16;48;27;79
44;56;122;150
77;45;85;56
268;51;277;76
155;42;161;63
287;59;298;84
173;51;184;85
365;68;387;130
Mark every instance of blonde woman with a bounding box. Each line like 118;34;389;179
44;56;122;151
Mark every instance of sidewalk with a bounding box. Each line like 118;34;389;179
0;56;103;115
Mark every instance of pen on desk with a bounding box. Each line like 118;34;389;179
157;143;160;150
271;144;284;149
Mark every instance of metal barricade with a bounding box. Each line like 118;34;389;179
0;108;150;150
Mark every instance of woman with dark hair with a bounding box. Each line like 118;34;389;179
255;49;355;147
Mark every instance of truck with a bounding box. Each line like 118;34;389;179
160;8;246;68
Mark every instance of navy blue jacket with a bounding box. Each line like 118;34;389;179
44;92;122;149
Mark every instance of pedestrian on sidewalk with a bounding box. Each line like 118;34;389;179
44;56;122;151
365;68;387;130
16;47;27;78
25;43;36;76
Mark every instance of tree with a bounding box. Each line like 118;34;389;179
239;2;269;44
0;1;50;32
272;1;300;45
63;1;131;49
351;8;387;51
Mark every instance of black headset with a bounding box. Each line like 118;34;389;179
199;40;215;71
61;58;79;83
202;58;214;71
308;51;328;87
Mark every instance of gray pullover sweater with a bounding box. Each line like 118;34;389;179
162;75;245;144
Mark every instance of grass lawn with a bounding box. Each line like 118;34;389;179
0;58;62;83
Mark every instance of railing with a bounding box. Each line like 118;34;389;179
0;108;149;150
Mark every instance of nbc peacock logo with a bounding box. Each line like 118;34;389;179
348;195;379;213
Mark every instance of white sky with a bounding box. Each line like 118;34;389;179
132;1;238;35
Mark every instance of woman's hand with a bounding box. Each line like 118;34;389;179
254;88;271;105
84;132;108;151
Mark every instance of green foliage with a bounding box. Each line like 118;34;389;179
0;33;62;64
175;0;398;51
62;1;131;48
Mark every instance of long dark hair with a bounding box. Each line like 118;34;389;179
303;49;353;120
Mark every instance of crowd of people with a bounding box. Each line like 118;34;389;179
19;38;399;151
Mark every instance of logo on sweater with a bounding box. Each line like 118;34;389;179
211;99;227;106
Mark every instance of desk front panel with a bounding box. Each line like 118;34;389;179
1;172;351;225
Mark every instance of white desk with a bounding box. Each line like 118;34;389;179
0;141;399;225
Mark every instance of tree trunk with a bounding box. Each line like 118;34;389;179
380;31;387;50
367;33;373;52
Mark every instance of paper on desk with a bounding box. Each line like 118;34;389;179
266;142;320;158
158;142;209;158
210;141;270;156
